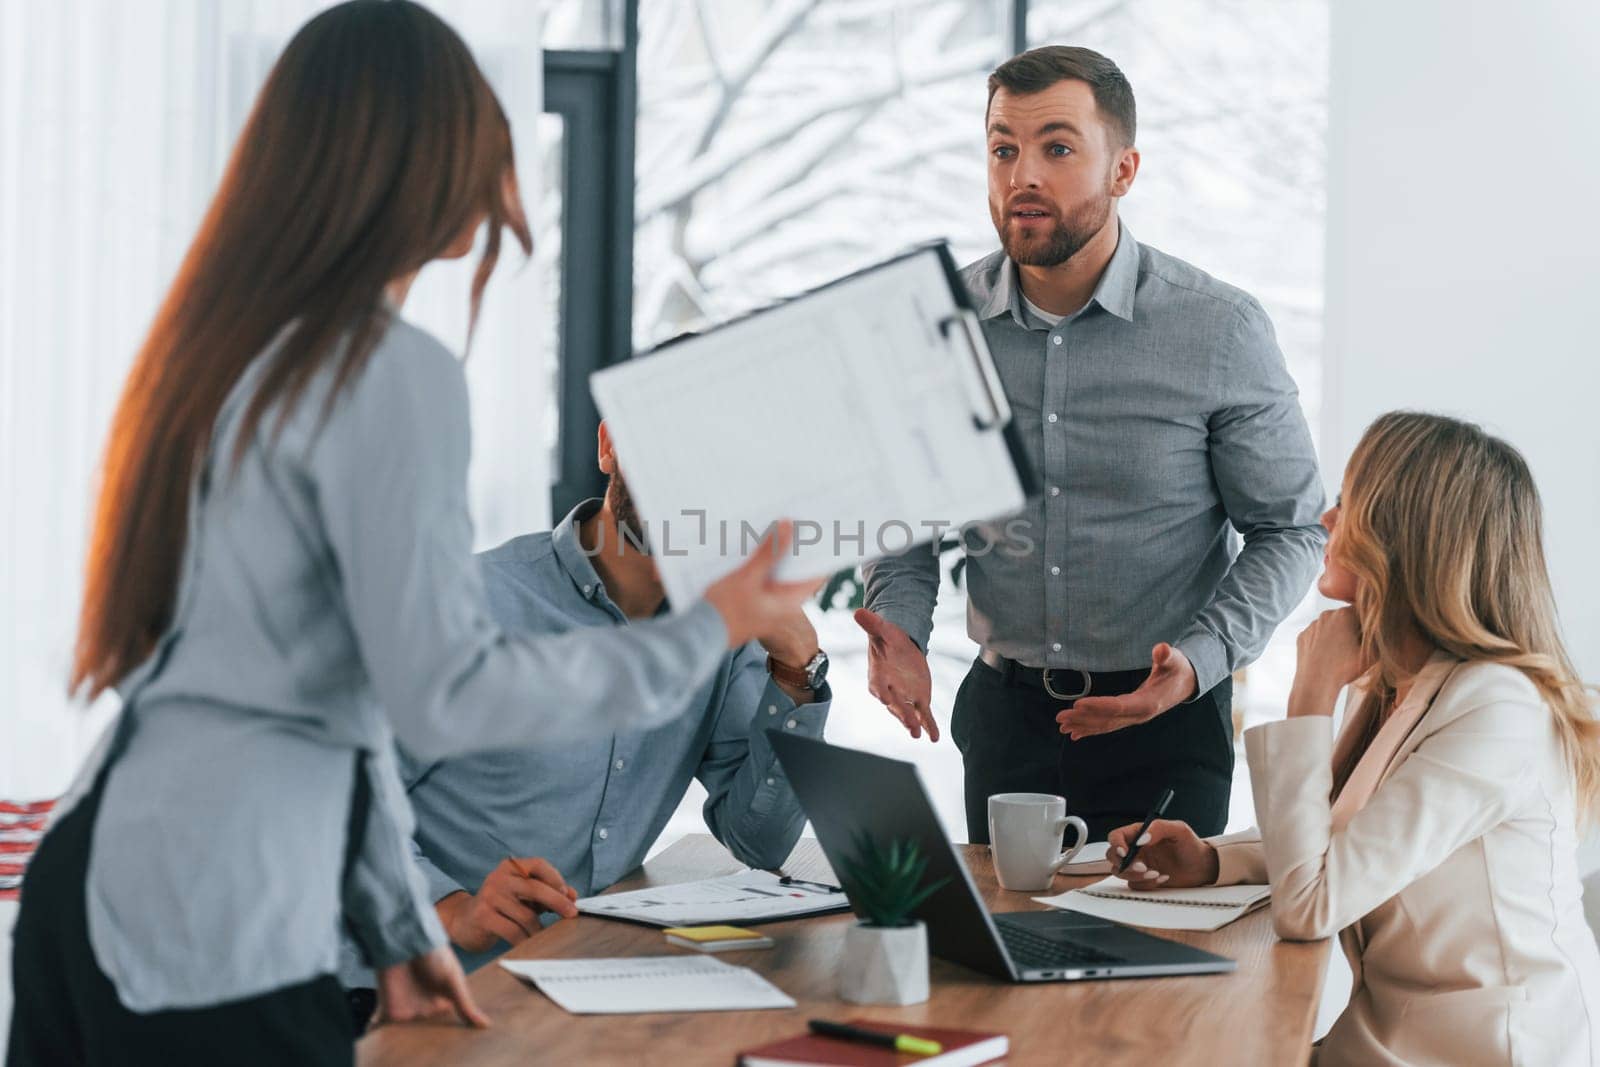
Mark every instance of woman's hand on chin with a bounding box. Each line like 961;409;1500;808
1288;607;1366;718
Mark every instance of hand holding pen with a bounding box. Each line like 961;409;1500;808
436;831;581;955
1107;791;1224;890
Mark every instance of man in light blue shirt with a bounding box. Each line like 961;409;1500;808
375;422;832;979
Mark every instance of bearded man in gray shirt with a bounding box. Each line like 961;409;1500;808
857;46;1324;842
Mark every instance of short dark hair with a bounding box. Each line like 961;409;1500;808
987;45;1136;147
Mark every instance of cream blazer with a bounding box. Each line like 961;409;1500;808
1211;654;1600;1066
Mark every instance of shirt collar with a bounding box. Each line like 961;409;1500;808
979;220;1138;327
1091;221;1138;322
549;498;671;619
550;497;607;602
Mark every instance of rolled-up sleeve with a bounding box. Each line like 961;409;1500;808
698;644;830;870
340;741;448;970
1176;297;1325;695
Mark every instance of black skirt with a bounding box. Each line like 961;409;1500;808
5;769;355;1067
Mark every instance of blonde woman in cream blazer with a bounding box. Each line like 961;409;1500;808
1106;412;1600;1067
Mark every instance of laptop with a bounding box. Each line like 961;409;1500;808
768;732;1235;983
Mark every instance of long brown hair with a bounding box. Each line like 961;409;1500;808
1332;411;1600;811
71;0;531;700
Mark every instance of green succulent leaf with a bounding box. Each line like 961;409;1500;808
840;831;950;928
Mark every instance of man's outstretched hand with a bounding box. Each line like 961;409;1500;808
854;608;938;742
1055;643;1198;741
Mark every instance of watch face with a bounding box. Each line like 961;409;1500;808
805;650;829;689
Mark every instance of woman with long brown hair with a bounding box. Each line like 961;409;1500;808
1104;411;1600;1065
5;3;816;1063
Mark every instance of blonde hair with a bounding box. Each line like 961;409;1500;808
1333;411;1600;813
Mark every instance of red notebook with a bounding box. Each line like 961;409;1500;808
738;1019;1008;1067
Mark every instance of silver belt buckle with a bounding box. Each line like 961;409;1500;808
1043;668;1093;701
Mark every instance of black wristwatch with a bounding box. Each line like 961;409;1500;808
767;650;829;691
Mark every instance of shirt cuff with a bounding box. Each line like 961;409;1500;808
754;678;832;737
1208;829;1267;886
413;852;467;905
683;597;730;652
871;604;933;653
1174;626;1230;700
344;895;448;971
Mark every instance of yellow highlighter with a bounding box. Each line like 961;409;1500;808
808;1019;943;1057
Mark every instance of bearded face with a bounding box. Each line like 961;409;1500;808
995;189;1113;268
606;467;646;551
986;81;1125;271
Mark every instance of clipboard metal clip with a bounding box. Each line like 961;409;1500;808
941;309;1012;431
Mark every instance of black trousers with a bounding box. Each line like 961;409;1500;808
6;772;354;1067
951;657;1234;844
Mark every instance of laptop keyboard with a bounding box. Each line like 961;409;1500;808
997;918;1127;968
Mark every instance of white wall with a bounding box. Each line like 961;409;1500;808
1325;0;1600;683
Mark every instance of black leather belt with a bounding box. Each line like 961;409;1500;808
977;648;1149;701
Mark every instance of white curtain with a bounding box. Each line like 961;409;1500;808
0;0;553;800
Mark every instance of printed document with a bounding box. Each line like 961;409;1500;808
500;956;795;1014
577;869;849;927
591;244;1030;610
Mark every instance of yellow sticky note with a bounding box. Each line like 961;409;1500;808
661;925;764;943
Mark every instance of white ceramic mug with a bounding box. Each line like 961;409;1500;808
988;792;1089;892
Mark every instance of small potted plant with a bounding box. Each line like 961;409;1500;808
837;833;947;1005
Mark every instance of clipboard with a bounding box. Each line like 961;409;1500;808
590;241;1036;611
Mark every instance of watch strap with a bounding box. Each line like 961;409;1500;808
766;654;811;689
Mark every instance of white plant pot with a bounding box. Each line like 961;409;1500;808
839;920;930;1006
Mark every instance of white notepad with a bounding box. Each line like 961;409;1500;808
1035;877;1271;932
500;956;795;1014
1059;840;1112;875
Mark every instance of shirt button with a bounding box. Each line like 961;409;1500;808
1049;486;1062;497
785;719;798;730
1052;642;1063;653
1051;336;1063;346
767;705;779;716
597;828;609;841
614;759;625;771
1050;565;1061;576
581;584;594;597
766;777;777;786
1046;413;1059;424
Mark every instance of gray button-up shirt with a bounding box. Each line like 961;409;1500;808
380;499;829;973
56;316;730;1012
862;224;1324;694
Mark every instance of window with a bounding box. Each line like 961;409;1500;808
636;0;1329;842
0;0;556;797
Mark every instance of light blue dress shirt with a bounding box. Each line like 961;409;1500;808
52;314;729;1012
381;499;830;973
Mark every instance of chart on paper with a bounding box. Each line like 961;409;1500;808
591;244;1030;611
576;869;850;927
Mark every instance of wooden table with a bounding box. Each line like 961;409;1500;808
359;835;1328;1066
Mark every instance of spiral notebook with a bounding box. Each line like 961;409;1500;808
1034;877;1271;932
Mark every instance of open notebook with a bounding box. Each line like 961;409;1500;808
1034;877;1271;932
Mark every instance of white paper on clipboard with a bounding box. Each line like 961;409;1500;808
590;242;1032;611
